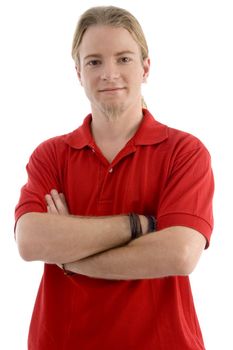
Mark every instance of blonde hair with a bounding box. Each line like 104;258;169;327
71;6;149;65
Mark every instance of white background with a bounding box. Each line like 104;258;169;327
0;0;232;349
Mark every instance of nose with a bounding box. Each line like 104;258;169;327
100;61;120;81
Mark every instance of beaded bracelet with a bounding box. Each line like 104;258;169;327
129;213;156;239
128;213;142;239
146;215;156;232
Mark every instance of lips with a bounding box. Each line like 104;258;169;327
98;87;125;92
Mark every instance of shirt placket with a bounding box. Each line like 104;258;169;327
90;143;137;215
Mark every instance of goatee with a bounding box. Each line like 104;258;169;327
101;103;125;121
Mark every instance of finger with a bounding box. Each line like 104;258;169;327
45;194;59;214
50;189;68;215
59;192;66;205
59;193;69;215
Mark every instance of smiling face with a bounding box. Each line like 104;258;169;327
76;25;150;119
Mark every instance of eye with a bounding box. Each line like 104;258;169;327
119;57;132;63
86;60;101;67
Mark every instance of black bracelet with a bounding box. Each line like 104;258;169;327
128;213;142;239
146;215;156;233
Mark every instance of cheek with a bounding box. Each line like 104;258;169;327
83;72;97;87
129;74;144;88
82;78;98;100
80;74;91;90
128;66;144;82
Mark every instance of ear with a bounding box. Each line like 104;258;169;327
142;57;150;83
75;65;83;86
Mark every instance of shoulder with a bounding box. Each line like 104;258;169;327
143;109;210;156
166;126;210;155
31;133;69;159
29;127;83;166
31;115;92;158
160;127;212;175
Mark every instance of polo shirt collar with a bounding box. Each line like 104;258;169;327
64;109;168;149
133;109;168;146
64;115;93;149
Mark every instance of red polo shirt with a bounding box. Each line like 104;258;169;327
15;109;214;350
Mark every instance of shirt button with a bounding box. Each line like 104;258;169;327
109;168;113;173
91;148;95;153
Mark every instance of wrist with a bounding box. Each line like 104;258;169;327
139;215;156;235
139;215;149;235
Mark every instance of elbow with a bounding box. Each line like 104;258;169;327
15;213;38;262
175;245;199;276
177;260;195;277
17;244;35;262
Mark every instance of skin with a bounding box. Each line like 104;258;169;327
16;25;206;279
76;25;150;162
46;190;206;280
76;25;150;120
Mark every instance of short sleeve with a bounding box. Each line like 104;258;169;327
15;139;63;224
157;136;214;248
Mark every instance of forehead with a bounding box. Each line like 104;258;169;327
79;25;141;57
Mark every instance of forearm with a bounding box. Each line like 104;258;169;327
16;212;131;264
63;226;205;280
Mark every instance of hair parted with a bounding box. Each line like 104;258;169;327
71;6;149;65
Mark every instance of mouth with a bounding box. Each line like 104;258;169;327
98;87;126;92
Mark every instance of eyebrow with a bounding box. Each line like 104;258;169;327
115;50;136;56
83;51;136;61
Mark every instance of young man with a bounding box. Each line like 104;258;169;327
15;6;214;350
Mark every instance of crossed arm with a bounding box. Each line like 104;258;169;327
16;190;206;280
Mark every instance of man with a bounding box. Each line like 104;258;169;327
15;6;214;350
